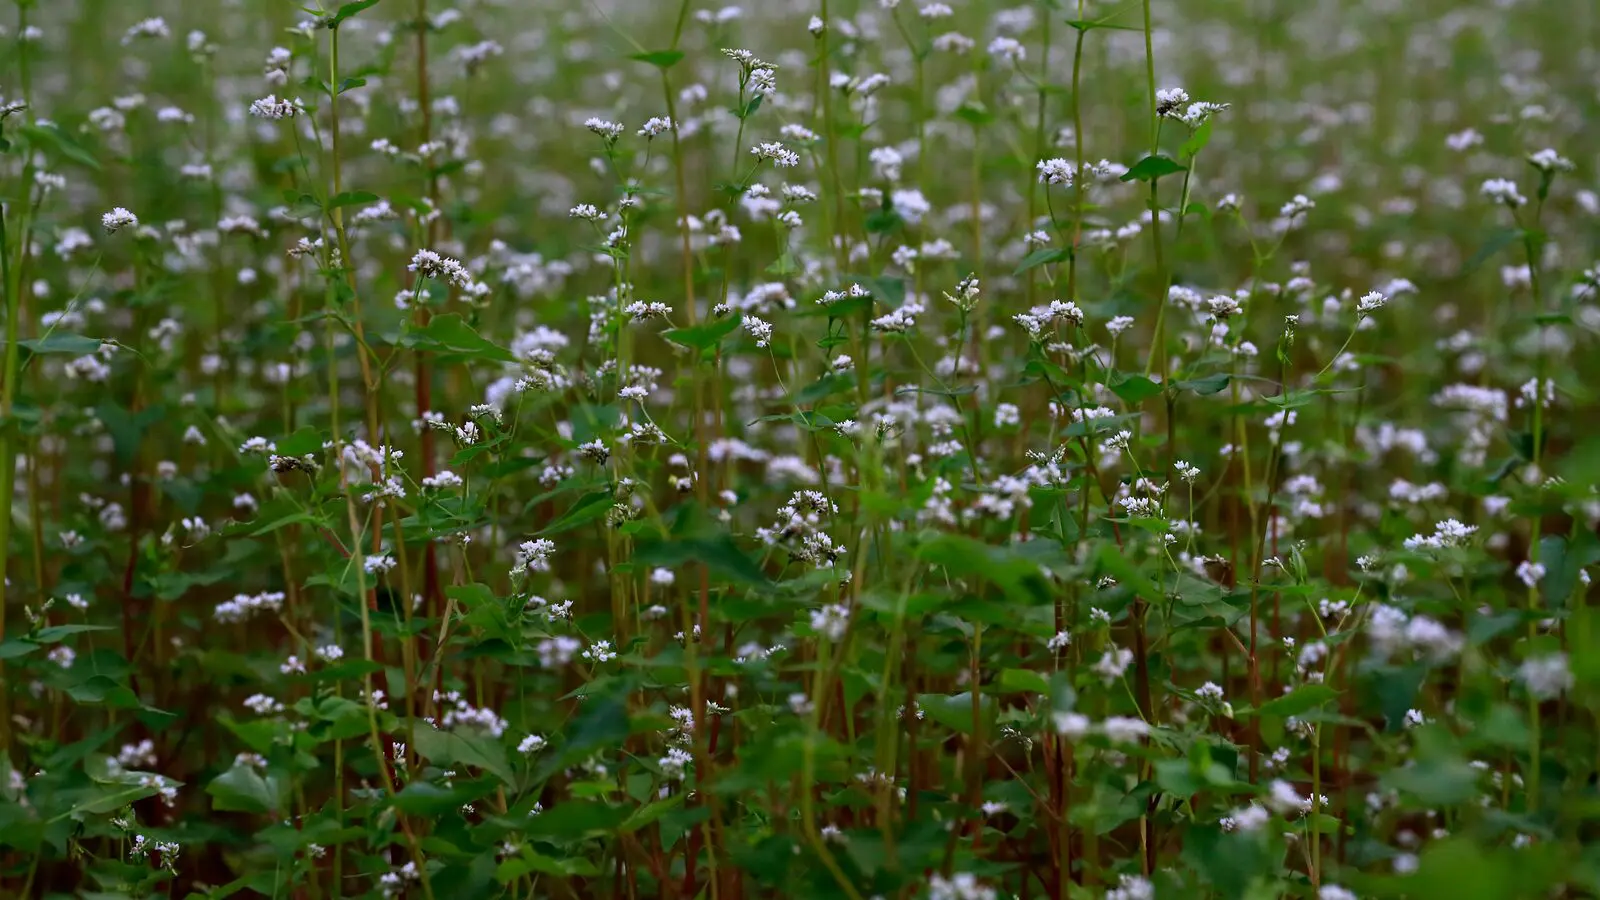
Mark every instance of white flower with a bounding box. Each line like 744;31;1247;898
750;141;800;168
101;208;139;233
742;315;773;348
1480;178;1526;208
810;603;851;641
1516;560;1546;588
1220;803;1269;832
1357;291;1388;316
1101;716;1149;744
987;37;1025;63
1528;148;1574;173
1518;653;1572;699
248;95;300;120
1052;711;1091;738
637;116;675;137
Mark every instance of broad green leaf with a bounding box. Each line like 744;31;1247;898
392;778;498;816
326;190;379;209
66;677;142;709
630;50;685;69
1179;119;1213;161
330;0;382;27
1461;227;1522;276
1250;684;1337;719
20;334;101;355
412;726;514;785
921;692;997;737
275;426;324;457
1120;154;1187;182
540;489;614;536
1093;543;1163;603
1013;247;1069;276
206;765;279;814
1065;16;1143;31
400;314;516;363
497;847;603;881
1108;371;1163;404
997;668;1051;695
18;124;100;171
1175;373;1231;395
634;504;771;588
34;624;115;642
915;532;1058;606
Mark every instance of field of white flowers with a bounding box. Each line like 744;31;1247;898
2;0;1599;896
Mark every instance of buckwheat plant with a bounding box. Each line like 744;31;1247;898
2;0;1600;897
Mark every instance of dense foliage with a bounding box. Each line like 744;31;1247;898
2;0;1600;897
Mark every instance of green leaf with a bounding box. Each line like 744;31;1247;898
1543;530;1600;609
663;316;740;352
1175;373;1231;395
1179;119;1213;161
864;205;903;235
1461;227;1522;276
997;668;1051;695
497;847;603;881
630;50;685;69
952;102;994;127
1380;751;1479;806
19;334;101;355
34;624;115;642
275;426;324;457
0;640;38;659
1093;543;1162;603
66;677;142;709
329;0;382;27
327;190;379;209
1065;15;1142;31
1251;684;1337;719
412;726;514;785
1013;247;1069;276
18;124;100;171
206;765;279;814
245;510;325;537
634;504;771;588
392;778;497;816
1120;154;1187;182
400;314;516;363
540;489;614;536
915;532;1058;606
1107;371;1163;404
336;76;367;94
921;692;997;737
